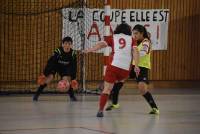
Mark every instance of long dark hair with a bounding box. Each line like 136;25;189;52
114;23;132;36
132;24;150;40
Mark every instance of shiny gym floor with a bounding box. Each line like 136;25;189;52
0;89;200;134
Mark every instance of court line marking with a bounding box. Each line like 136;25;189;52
0;126;115;134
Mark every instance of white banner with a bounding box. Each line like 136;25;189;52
62;8;169;52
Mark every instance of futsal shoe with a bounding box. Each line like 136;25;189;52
69;96;77;101
149;108;160;115
96;111;104;117
105;104;120;111
33;95;39;101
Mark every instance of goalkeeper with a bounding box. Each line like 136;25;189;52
33;36;78;101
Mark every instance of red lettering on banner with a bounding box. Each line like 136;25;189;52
157;25;159;40
87;22;101;41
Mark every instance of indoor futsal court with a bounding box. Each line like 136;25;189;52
0;0;200;134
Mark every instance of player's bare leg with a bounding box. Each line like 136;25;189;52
138;82;159;114
33;74;54;101
97;81;114;117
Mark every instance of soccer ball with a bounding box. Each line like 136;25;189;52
57;80;70;91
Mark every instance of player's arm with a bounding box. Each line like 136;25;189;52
46;49;60;67
132;38;140;75
131;38;139;66
133;47;139;67
133;47;140;76
71;51;77;80
139;41;150;57
83;36;113;53
83;41;107;53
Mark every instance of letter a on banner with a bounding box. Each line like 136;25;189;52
87;22;101;41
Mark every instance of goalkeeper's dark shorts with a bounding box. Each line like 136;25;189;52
43;64;72;78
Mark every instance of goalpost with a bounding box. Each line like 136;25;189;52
62;0;111;94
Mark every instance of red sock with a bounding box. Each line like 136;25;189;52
99;93;109;111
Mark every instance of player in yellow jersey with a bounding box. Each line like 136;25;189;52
106;24;159;115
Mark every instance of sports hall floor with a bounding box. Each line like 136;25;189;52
0;88;200;134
